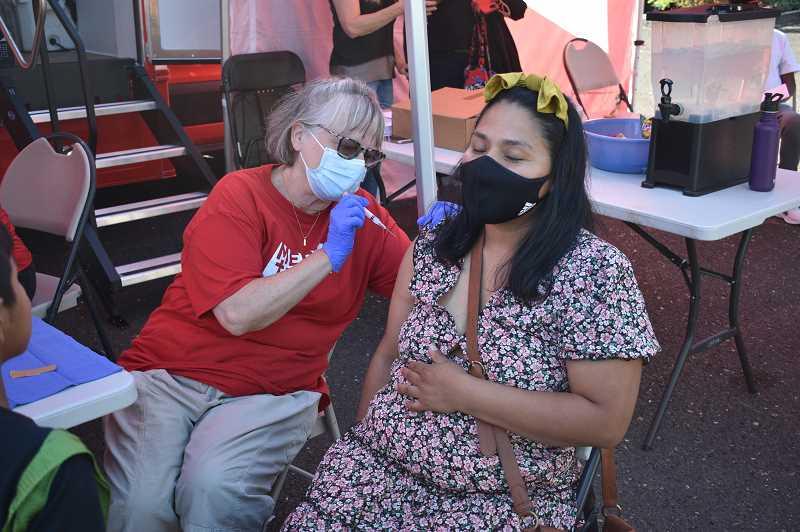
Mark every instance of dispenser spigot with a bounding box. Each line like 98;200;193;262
658;78;681;122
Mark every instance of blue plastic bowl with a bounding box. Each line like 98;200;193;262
583;118;650;174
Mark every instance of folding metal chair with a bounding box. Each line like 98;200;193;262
563;38;634;120
269;346;342;502
222;51;306;169
575;446;602;531
0;132;114;358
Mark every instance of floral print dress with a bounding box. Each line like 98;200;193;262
283;228;660;531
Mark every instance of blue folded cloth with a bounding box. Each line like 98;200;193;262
2;317;121;409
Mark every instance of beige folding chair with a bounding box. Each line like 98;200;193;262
268;346;342;503
563;38;634;120
0;133;114;358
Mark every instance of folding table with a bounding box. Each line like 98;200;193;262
14;371;137;429
5;318;137;429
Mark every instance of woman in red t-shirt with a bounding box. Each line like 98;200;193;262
103;77;411;531
0;206;35;300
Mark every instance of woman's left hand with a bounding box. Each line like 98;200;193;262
397;348;470;413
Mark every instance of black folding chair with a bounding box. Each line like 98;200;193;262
576;446;602;531
222;51;305;169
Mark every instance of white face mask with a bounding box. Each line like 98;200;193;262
300;128;366;201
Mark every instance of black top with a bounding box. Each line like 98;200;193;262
330;0;397;67
426;0;527;72
0;408;105;532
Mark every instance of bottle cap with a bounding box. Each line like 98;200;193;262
762;92;782;112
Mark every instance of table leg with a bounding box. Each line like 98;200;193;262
625;224;758;450
642;238;701;450
729;229;756;394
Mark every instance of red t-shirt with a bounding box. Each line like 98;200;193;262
120;165;410;407
0;206;32;271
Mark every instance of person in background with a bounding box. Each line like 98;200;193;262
0;206;36;300
767;28;800;224
103;78;410;532
330;0;438;109
330;0;439;197
0;225;108;531
426;0;527;90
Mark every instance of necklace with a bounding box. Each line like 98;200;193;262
291;205;322;248
280;169;322;248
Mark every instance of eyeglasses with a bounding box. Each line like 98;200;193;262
306;123;386;168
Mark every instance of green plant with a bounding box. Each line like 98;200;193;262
647;0;800;9
647;0;705;9
769;0;800;9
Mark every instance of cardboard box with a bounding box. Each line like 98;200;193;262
391;88;486;152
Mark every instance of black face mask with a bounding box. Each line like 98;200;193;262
458;155;549;225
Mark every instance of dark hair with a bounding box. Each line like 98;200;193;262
0;224;15;307
434;86;594;302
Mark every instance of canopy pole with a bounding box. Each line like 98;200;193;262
221;0;235;172
630;0;645;110
404;0;438;216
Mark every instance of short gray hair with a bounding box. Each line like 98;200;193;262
266;77;385;165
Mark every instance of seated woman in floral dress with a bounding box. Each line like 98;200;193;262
282;73;660;531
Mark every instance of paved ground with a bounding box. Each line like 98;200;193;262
51;201;800;531
25;14;800;532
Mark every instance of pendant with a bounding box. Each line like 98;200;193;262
303;237;307;247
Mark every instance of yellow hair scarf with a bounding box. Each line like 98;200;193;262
484;72;569;128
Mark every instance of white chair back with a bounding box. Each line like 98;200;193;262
564;39;620;93
564;38;630;119
0;137;91;242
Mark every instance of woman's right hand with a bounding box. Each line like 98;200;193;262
322;194;368;272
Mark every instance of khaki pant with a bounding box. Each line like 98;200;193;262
104;369;320;532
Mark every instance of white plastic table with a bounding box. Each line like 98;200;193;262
587;167;800;240
14;370;137;429
384;141;800;449
384;141;463;176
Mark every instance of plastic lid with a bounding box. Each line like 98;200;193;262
762;93;782;112
647;4;780;23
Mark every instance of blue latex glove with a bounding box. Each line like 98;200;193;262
417;201;461;228
322;194;368;272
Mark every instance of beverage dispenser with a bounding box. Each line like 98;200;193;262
643;4;779;196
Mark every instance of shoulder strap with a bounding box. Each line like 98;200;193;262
601;448;619;509
466;233;536;522
601;447;635;531
466;232;496;456
3;430;110;532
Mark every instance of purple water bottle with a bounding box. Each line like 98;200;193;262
749;93;783;192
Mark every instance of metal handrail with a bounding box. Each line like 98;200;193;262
0;0;46;70
44;0;97;154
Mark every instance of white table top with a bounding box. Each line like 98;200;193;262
14;371;137;429
588;168;800;240
383;141;800;241
383;141;462;175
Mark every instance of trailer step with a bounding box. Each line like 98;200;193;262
95;192;207;228
29;100;157;124
96;145;187;169
116;253;182;287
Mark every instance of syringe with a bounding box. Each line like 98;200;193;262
364;208;397;238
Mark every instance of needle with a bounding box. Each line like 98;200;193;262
364;208;397;238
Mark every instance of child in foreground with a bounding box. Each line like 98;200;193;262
0;225;108;531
